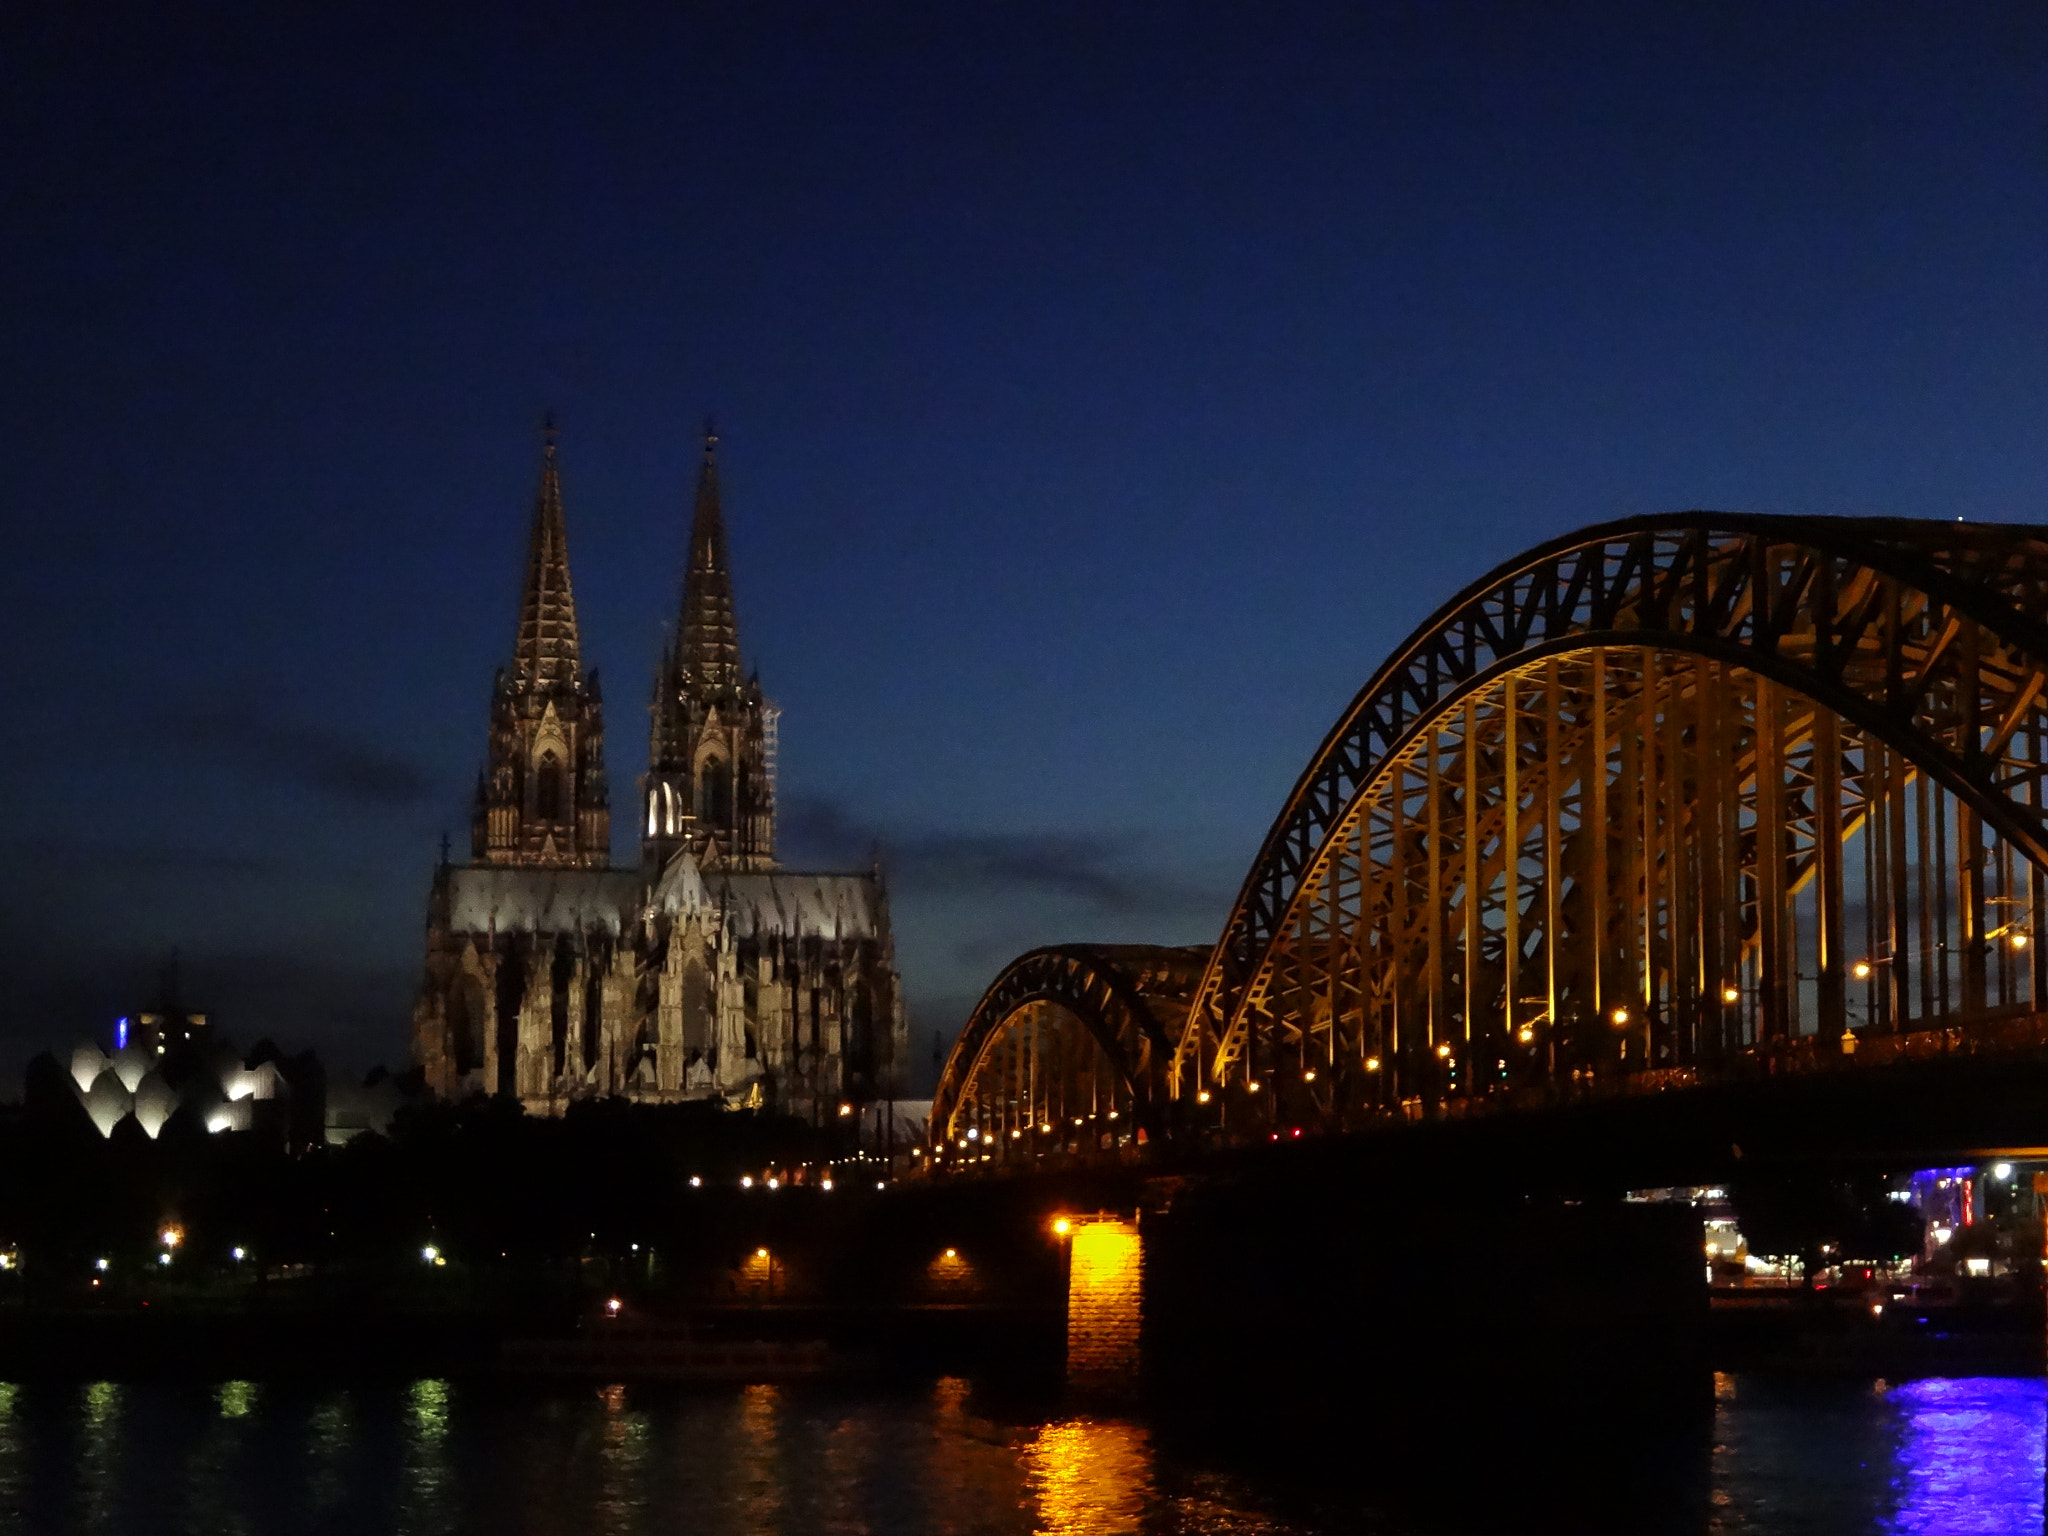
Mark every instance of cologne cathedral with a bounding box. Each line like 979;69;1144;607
412;428;908;1117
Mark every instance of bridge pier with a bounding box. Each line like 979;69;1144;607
1063;1216;1143;1396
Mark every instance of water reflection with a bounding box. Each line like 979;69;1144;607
1024;1419;1155;1535
400;1378;454;1536
78;1381;119;1533
0;1370;2025;1532
1885;1377;2044;1534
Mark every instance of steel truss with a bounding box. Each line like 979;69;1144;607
931;514;2048;1161
929;944;1207;1166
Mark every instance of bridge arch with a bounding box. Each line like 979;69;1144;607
930;944;1208;1166
1173;514;2048;1115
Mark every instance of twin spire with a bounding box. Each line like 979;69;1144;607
676;422;743;694
511;421;582;690
508;416;741;694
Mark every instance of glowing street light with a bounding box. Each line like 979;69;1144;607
1852;960;1873;980
1052;1217;1072;1236
1721;986;1741;1004
1365;1056;1381;1072
421;1245;440;1264
159;1226;182;1250
1611;1007;1630;1026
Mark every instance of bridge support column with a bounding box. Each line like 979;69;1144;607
1065;1216;1142;1396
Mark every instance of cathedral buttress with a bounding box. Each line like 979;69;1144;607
642;426;777;871
472;425;612;868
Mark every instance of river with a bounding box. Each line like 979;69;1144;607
0;1371;2034;1533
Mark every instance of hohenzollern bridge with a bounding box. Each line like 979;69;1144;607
935;514;2048;1174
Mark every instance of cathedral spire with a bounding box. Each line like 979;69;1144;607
676;421;741;693
513;419;581;690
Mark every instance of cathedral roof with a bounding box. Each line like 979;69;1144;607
713;871;885;941
445;866;641;935
443;857;884;942
511;427;583;690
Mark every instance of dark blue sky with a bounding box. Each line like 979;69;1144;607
4;3;2044;1085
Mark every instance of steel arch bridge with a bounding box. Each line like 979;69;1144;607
930;514;2048;1170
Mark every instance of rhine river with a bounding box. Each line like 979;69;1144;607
0;1372;2034;1534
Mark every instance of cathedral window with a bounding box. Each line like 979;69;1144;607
698;757;732;825
536;751;564;821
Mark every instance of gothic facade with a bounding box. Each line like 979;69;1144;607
413;429;908;1118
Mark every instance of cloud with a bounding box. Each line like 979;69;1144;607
166;699;436;809
780;796;1228;918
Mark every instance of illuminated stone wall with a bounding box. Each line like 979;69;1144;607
1066;1218;1142;1394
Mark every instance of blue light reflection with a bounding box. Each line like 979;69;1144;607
1885;1377;2043;1534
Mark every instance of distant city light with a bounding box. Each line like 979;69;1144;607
821;1179;833;1191
1246;1082;1261;1094
838;1103;853;1117
1721;986;1741;1004
1611;1008;1630;1026
231;1247;245;1261
1435;1042;1452;1059
1303;1070;1316;1082
1196;1091;1212;1104
1994;1162;2014;1180
606;1297;622;1316
688;1176;702;1188
421;1245;440;1263
741;1176;754;1189
159;1226;182;1249
158;1253;170;1266
1364;1057;1381;1072
95;1258;108;1272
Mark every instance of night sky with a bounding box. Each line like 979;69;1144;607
5;4;2045;1088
